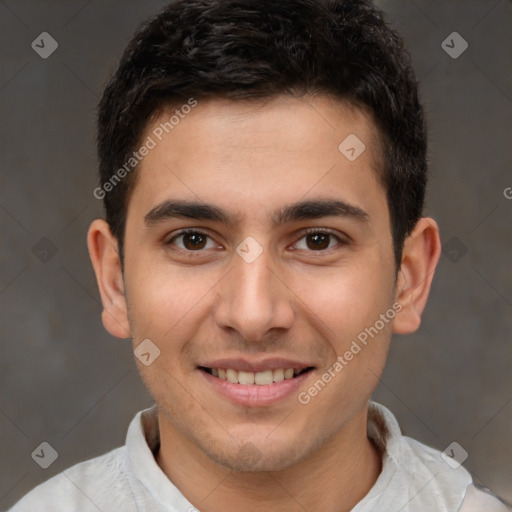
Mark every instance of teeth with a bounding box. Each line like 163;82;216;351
273;368;284;382
254;370;273;385
238;371;255;385
210;367;305;385
226;369;238;384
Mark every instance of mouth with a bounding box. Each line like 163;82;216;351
198;366;315;385
197;362;316;406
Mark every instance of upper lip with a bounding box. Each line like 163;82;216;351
199;358;315;373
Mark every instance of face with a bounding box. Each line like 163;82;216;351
121;95;399;471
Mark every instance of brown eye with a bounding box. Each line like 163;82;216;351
167;230;216;251
183;232;207;250
294;229;346;252
305;232;331;250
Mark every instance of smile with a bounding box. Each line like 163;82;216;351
199;367;314;385
198;365;316;406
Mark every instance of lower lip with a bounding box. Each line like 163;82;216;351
199;369;314;406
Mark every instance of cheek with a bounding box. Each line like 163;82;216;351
125;259;217;340
295;259;394;339
297;268;393;412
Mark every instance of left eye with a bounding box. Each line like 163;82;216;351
294;230;343;251
167;230;217;251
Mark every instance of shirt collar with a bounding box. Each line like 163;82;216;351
126;405;195;511
367;400;404;467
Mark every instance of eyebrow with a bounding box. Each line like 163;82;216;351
144;198;369;228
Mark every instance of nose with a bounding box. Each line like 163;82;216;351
213;243;295;343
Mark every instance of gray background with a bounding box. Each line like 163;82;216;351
1;0;511;509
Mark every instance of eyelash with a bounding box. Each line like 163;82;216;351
165;227;348;254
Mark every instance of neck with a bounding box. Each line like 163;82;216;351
156;406;382;512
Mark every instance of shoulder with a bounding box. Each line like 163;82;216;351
396;435;472;508
7;446;137;512
402;436;511;510
368;402;472;500
459;483;512;511
366;402;509;510
402;435;472;485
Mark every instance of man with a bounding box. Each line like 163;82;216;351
9;0;510;510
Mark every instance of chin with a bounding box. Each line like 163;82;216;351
203;435;310;473
215;450;302;473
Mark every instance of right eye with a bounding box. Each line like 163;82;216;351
165;229;220;252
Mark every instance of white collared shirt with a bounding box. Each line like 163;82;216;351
8;401;511;511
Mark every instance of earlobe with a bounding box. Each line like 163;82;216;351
392;217;441;335
87;219;131;339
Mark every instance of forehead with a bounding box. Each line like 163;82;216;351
130;95;386;226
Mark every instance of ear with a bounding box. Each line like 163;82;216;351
392;217;441;334
87;219;131;339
